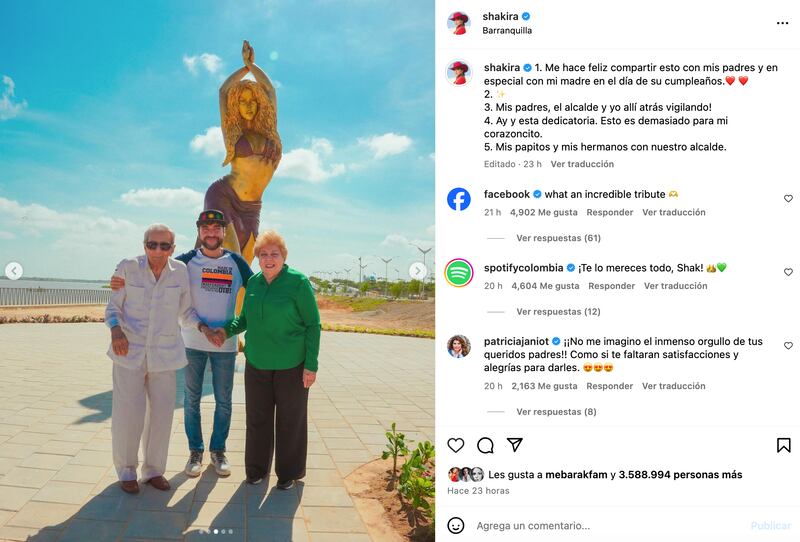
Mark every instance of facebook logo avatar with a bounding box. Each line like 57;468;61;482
447;188;471;211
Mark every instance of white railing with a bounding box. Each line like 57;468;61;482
0;288;111;306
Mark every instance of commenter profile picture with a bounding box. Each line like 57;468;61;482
447;61;471;86
447;335;470;358
444;258;473;286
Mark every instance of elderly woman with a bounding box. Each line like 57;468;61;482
223;230;320;488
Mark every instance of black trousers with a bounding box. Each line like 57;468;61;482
244;362;309;481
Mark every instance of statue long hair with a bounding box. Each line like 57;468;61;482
221;80;280;166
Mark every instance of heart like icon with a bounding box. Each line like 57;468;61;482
785;342;794;350
725;76;735;85
447;438;465;453
716;263;727;272
785;268;794;276
739;76;749;85
785;194;794;203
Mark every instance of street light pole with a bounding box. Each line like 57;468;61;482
332;271;341;294
410;244;432;298
357;258;368;295
357;257;367;284
378;257;393;297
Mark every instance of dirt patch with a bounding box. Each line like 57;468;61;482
345;458;434;542
318;298;434;334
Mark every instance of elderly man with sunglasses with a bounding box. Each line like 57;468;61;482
106;223;216;494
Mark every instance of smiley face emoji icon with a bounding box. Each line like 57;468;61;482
583;362;593;372
604;363;614;372
668;190;679;197
447;516;465;535
594;363;603;372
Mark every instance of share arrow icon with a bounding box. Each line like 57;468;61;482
507;437;523;452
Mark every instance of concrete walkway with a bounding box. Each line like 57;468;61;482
0;324;434;541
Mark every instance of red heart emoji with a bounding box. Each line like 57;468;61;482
739;76;748;85
725;76;735;85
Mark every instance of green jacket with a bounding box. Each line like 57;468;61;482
225;265;321;372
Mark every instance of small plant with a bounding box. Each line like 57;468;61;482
381;422;409;483
414;441;435;465
379;423;436;533
397;440;436;527
399;472;434;525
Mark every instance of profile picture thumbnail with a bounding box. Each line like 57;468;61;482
447;61;470;86
448;12;470;35
448;466;484;482
448;335;470;358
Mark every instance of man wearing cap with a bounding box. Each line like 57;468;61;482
111;210;253;479
450;12;468;35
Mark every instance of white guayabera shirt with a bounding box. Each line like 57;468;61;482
105;255;201;372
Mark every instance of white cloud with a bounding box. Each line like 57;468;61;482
190;126;225;157
120;188;204;209
278;138;346;183
0;230;14;240
358;133;413;160
183;53;223;76
380;233;433;254
0;75;28;120
381;234;409;247
0;196;139;240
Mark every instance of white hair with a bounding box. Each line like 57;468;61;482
143;223;175;244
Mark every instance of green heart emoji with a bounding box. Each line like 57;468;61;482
716;263;727;272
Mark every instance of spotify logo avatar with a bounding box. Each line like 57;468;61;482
444;258;474;287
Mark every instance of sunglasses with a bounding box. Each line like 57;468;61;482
145;241;173;251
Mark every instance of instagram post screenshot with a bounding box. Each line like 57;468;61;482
1;1;798;541
0;2;433;541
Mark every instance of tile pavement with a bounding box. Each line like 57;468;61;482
0;324;434;541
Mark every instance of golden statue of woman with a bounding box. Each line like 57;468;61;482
202;40;281;266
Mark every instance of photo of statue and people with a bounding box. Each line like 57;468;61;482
0;2;434;540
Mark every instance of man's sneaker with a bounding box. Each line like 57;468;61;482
246;476;264;485
185;450;203;477
210;451;231;477
276;479;295;490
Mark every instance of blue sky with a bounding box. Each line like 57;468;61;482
0;0;434;280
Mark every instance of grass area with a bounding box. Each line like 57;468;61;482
326;296;390;312
322;323;434;339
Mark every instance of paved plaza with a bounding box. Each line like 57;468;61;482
0;324;434;541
